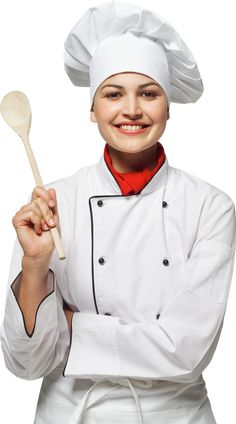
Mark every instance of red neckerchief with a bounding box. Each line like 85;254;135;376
104;141;166;196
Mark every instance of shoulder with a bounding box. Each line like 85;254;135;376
168;164;235;207
43;163;97;217
44;162;97;196
167;165;236;248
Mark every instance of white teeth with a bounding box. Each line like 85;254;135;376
119;125;144;131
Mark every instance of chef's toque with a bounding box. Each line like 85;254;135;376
64;0;203;106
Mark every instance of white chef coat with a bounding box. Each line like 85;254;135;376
1;154;236;424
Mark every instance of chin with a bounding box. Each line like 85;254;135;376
111;141;153;154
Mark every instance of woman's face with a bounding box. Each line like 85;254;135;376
90;72;169;154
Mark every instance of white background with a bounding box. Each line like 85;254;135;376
0;0;235;422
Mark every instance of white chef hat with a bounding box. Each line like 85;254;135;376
64;0;203;106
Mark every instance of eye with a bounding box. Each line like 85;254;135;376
141;91;158;99
104;92;122;99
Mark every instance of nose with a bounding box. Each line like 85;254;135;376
122;94;143;118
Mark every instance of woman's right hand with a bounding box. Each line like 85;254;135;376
12;186;60;261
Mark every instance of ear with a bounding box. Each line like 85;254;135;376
167;106;170;120
90;110;97;123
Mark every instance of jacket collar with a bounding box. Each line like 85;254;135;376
96;153;169;196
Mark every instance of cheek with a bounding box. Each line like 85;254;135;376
148;104;168;124
97;104;121;125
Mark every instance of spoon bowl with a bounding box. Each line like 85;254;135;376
0;91;31;137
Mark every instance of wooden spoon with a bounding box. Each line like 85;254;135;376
0;90;65;260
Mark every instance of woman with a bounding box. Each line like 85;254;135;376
1;1;235;423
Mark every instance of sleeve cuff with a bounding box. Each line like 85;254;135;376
7;269;56;339
63;312;129;378
11;268;54;298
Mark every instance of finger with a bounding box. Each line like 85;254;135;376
41;218;50;231
25;195;55;228
14;202;56;237
48;189;61;236
31;187;58;218
34;223;42;235
47;188;58;214
17;200;55;230
20;201;47;229
20;200;42;214
36;197;57;228
31;186;54;207
13;209;43;235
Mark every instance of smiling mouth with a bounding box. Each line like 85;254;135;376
115;124;149;130
114;124;150;134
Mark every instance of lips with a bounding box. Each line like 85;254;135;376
115;122;150;128
113;124;150;135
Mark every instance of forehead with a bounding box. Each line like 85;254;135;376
99;72;158;89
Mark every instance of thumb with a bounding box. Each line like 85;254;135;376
48;188;61;236
48;188;58;217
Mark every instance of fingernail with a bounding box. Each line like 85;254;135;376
49;218;55;226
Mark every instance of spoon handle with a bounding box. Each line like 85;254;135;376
22;133;44;186
21;132;66;260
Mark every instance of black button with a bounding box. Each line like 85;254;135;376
156;313;161;320
162;201;168;208
98;257;105;265
105;313;111;316
97;200;103;207
162;258;169;266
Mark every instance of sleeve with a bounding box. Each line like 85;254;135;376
63;191;236;384
0;238;70;380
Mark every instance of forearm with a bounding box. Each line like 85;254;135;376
15;256;73;335
15;256;53;336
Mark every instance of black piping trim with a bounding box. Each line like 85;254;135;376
89;192;144;315
89;194;130;314
104;155;166;196
10;269;55;338
89;198;99;314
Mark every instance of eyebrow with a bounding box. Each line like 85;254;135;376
101;82;161;90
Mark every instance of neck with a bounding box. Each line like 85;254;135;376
108;143;158;173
